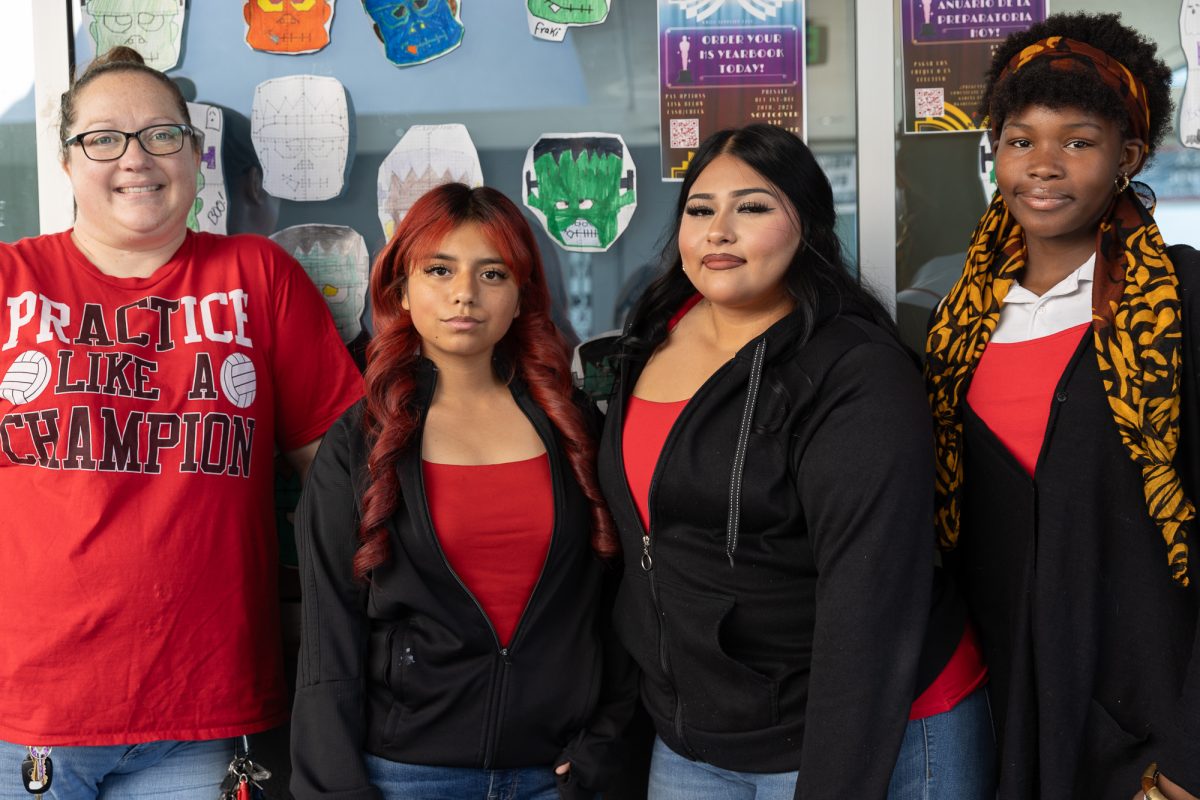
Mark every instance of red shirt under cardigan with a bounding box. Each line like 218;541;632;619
423;454;554;647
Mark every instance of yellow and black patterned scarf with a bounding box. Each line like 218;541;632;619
926;37;1191;586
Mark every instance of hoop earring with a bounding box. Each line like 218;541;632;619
1115;173;1131;194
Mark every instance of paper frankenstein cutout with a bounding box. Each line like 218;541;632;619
251;75;350;202
527;0;609;42
1182;0;1200;148
363;0;464;66
377;124;484;240
523;133;636;253
244;0;336;54
82;0;186;71
271;225;369;343
185;102;229;234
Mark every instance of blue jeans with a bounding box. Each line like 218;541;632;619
0;738;234;800
646;687;995;800
887;686;996;800
363;753;575;800
647;737;798;800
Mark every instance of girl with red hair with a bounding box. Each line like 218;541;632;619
289;184;633;800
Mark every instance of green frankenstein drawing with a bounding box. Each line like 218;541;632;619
86;0;184;70
525;136;635;251
186;169;205;232
527;0;609;24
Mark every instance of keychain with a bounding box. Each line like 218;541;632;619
20;746;52;796
217;737;270;800
217;758;269;800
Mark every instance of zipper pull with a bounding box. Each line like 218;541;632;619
641;535;653;571
500;648;512;665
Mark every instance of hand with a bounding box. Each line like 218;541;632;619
1132;772;1200;800
555;762;571;777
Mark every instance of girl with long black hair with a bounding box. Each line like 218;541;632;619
598;124;993;800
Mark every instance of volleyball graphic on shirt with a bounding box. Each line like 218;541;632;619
220;353;257;408
0;350;51;405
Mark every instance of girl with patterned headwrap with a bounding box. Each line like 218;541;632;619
925;12;1200;800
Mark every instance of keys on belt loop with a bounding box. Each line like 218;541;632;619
217;740;271;800
20;746;52;796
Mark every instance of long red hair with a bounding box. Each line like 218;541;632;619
355;183;617;578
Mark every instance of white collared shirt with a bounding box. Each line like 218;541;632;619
991;253;1095;343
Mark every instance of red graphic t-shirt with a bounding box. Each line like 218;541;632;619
0;230;363;745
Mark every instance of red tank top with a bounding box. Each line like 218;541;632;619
621;293;699;530
423;454;554;646
967;323;1090;476
622;396;689;531
908;622;989;719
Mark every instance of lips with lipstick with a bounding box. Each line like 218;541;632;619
701;253;747;270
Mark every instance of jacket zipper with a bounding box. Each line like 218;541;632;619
481;410;561;765
618;361;737;760
482;647;513;767
643;560;692;755
415;372;557;767
503;391;563;657
420;484;509;765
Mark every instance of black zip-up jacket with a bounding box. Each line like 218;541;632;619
290;363;636;799
951;244;1200;799
598;299;942;800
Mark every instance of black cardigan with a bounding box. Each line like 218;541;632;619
598;301;950;800
290;364;636;799
950;244;1200;798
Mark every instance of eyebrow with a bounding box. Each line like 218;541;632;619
1005;120;1105;131
425;252;507;267
686;187;775;201
75;117;182;129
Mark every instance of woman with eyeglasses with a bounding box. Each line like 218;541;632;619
0;47;362;799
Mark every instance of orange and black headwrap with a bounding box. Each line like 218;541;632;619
991;36;1151;152
926;37;1191;586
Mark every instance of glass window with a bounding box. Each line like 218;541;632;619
891;0;1200;351
1;3;40;243
72;0;857;340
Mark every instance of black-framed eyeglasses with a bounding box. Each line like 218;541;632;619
63;124;201;162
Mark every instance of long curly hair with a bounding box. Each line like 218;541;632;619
354;183;617;578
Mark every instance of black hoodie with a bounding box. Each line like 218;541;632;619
598;299;945;800
290;363;636;799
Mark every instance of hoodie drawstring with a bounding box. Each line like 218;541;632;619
726;338;766;567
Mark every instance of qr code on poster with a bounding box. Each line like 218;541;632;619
670;118;700;149
915;87;944;118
